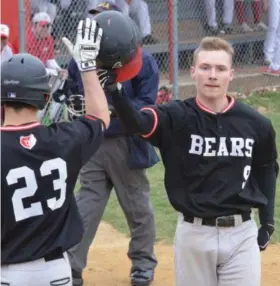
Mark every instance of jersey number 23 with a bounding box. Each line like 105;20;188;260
6;158;67;222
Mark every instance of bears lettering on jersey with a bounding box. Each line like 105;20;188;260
189;135;254;158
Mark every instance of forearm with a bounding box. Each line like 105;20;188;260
81;71;110;129
130;98;154;110
257;162;277;225
111;89;155;135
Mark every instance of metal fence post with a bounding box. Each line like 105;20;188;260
18;0;26;52
168;0;173;84
172;0;179;99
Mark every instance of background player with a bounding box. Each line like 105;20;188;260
1;23;14;63
99;37;278;286
66;6;159;286
263;0;280;75
203;0;234;35
1;18;110;285
88;0;159;44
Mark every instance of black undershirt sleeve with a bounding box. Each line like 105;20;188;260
256;162;278;225
253;120;278;226
111;89;156;136
111;88;187;148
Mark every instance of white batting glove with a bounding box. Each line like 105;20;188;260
62;18;103;72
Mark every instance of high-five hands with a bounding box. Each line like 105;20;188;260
97;69;122;93
62;18;103;72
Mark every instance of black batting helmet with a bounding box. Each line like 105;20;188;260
93;10;143;82
1;53;50;110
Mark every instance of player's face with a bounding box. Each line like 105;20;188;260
191;50;234;100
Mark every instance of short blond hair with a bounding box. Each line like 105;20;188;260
193;37;235;65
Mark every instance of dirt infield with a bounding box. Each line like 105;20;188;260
83;222;280;286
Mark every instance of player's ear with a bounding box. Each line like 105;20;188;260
190;66;196;80
229;68;235;82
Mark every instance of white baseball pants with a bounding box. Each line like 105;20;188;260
87;0;152;37
203;0;235;27
1;253;72;286
264;0;280;60
128;0;152;38
174;213;260;286
264;0;280;70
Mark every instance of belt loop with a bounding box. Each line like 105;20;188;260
193;217;202;226
178;213;184;223
251;210;255;219
234;215;242;226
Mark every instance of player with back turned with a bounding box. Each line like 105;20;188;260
98;37;278;286
1;19;110;285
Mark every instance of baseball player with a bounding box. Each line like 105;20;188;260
27;12;69;123
0;24;14;63
66;8;159;286
203;0;234;34
263;0;280;75
1;18;110;285
235;0;268;32
100;37;278;286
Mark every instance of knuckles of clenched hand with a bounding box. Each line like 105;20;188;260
257;224;274;251
97;69;119;93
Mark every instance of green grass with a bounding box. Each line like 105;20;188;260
98;91;280;244
102;161;177;244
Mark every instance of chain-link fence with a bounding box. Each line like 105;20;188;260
2;0;279;109
147;0;280;98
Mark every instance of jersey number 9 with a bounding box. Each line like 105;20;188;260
242;165;251;189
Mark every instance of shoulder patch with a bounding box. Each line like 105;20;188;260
20;134;37;150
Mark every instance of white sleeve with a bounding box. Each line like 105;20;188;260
60;0;72;9
1;45;13;63
46;59;61;70
7;46;14;56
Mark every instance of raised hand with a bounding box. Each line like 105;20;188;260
62;18;103;72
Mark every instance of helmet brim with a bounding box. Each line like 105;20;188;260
114;46;142;82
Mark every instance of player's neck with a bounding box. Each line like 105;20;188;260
3;109;38;126
196;95;229;114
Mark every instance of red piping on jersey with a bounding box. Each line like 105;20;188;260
0;122;41;131
195;96;235;114
85;115;97;121
140;107;158;138
85;114;107;131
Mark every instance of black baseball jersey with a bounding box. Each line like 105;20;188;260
140;97;277;218
1;116;103;265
